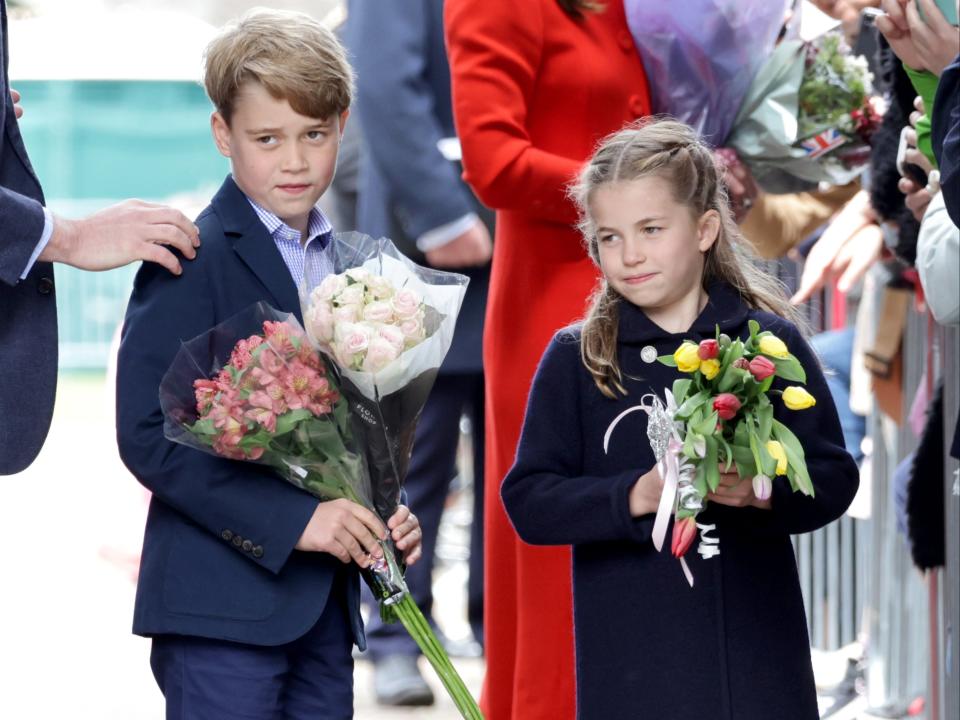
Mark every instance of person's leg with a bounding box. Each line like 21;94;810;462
150;634;287;720
283;576;355;720
810;327;865;463
466;374;485;648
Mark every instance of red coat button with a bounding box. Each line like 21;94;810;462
629;94;647;116
618;30;634;52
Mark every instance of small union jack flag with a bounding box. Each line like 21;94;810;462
800;128;848;159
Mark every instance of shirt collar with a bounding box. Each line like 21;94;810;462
244;195;332;247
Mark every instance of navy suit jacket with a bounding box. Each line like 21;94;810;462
0;0;58;475
345;0;488;375
117;176;365;648
932;54;960;228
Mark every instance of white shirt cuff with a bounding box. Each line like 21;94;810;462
416;212;478;252
21;207;54;280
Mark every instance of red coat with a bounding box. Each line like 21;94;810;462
446;2;651;717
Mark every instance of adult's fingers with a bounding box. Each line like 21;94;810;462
145;223;198;260
904;148;934;174
404;544;423;566
349;503;388;541
334;526;372;567
341;513;383;558
145;207;201;247
139;243;183;276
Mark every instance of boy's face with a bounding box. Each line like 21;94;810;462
212;80;347;234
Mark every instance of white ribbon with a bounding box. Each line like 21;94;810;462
697;523;721;560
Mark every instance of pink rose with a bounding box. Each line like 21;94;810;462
362;300;395;324
345;267;372;284
362;336;401;373
333;304;360;324
366;275;395;301
334;323;372;368
391;288;422;320
378;324;406;354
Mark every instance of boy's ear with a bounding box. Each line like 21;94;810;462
211;112;232;158
337;109;350;140
697;209;721;253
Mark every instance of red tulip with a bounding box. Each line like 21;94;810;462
671;516;698;558
698;339;719;360
749;355;776;381
713;393;742;420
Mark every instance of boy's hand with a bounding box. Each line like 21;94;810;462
387;505;423;565
425;218;492;269
11;88;23;119
296;499;387;567
629;464;664;517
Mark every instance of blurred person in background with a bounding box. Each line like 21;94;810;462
344;0;491;707
1;0;200;476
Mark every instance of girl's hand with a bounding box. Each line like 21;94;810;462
906;0;960;77
388;505;423;565
877;0;927;71
707;467;772;510
629;464;664;517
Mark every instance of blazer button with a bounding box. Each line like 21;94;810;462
252;546;264;559
37;277;54;295
241;539;253;552
221;529;234;542
232;535;243;548
617;30;634;52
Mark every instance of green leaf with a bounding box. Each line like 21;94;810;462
731;443;757;477
772;355;807;383
672;378;693;407
705;435;720;492
682;431;698;460
239;428;272;451
693;410;719;436
189;418;217;436
658;355;678;367
771;420;815;496
756;403;774;443
275;408;313;436
694;463;708;496
748;319;760;342
717;434;734;472
759;375;774;393
675;390;710;420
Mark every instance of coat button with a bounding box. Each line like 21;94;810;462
252;546;264;559
37;277;54;295
641;345;658;363
221;529;234;542
628;94;646;117
241;539;253;552
617;30;634;52
232;535;243;548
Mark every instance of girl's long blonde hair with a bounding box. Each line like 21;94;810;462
569;119;804;398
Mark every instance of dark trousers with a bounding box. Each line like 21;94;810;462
150;576;354;720
365;372;485;658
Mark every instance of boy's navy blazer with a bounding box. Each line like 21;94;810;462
117;175;365;648
0;0;58;475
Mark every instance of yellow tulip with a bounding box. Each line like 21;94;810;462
758;335;790;359
765;440;788;475
700;358;721;380
783;386;816;410
673;342;701;373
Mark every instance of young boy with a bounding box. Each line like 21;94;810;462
116;10;422;718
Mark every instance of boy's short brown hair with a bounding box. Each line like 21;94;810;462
203;8;353;125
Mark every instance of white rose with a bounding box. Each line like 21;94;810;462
333;304;360;324
314;273;348;303
361;336;400;373
399;317;426;347
391;288;422;320
334;323;372;368
345;267;372;285
366;275;395;301
363;300;395;324
336;284;365;307
377;324;406;354
307;302;335;343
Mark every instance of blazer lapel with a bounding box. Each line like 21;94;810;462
212;176;303;322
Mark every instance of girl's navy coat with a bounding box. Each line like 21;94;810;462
501;283;858;720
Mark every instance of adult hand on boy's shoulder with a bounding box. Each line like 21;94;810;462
387;505;423;566
296;498;389;567
41;200;201;276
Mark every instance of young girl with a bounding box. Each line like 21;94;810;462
501;120;858;720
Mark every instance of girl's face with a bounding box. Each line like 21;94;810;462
590;176;719;316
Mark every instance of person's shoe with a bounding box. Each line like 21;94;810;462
373;654;435;707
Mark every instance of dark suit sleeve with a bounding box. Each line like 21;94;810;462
0;16;46;287
766;322;860;534
116;241;318;575
932;55;960;228
350;0;475;239
501;335;654;546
